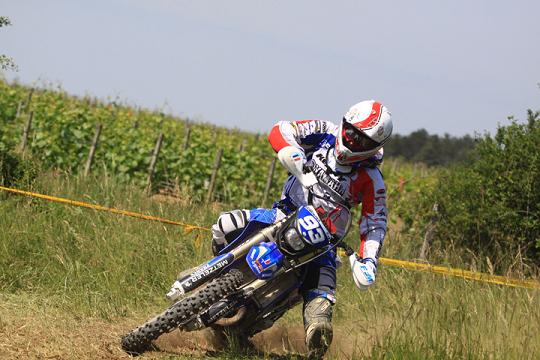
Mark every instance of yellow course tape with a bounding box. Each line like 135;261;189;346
378;257;540;290
0;185;210;232
1;185;539;290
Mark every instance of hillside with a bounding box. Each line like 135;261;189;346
1;173;538;359
1;79;539;359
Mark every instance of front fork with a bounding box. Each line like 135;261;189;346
186;267;293;331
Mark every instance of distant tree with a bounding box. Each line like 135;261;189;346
384;129;475;166
0;16;17;71
399;111;540;272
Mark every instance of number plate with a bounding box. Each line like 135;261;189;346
296;206;331;246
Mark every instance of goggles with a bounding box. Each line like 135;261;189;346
341;118;380;153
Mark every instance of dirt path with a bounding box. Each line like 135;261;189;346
0;309;376;359
154;325;363;358
0;293;382;359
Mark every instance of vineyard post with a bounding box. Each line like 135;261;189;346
84;123;103;176
239;139;247;152
133;108;140;129
205;148;223;204
145;133;164;194
261;157;277;207
212;127;218;144
19;110;33;153
15;101;23;120
158;112;165;129
182;126;191;151
24;88;34;109
419;203;439;260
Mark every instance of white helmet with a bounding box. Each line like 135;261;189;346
334;100;393;164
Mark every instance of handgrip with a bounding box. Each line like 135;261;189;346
338;242;355;257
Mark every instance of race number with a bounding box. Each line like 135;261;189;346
299;215;326;244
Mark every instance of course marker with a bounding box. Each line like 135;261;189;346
1;185;538;290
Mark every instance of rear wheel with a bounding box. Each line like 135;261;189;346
121;269;243;356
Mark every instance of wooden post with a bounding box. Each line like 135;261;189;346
239;139;247;152
145;133;164;194
206;148;223;204
182;126;191;151
24;88;34;109
20;111;33;152
419;203;439;260
158;112;165;129
15;101;23;120
133;109;140;129
261;157;277;207
84;124;103;176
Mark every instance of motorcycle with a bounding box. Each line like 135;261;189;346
121;149;356;356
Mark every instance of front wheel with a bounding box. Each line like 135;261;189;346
121;269;243;356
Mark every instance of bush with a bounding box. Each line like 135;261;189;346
0;149;40;188
399;110;540;272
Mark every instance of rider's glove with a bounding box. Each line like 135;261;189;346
349;255;377;291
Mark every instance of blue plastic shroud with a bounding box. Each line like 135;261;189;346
219;208;280;256
246;242;284;279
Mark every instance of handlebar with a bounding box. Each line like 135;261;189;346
337;242;355;257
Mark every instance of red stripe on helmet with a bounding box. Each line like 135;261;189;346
353;101;383;129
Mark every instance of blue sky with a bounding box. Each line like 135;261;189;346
2;0;539;135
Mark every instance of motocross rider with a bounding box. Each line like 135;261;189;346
211;100;392;358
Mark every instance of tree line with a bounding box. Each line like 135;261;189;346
384;129;476;166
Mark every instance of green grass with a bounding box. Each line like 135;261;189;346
0;172;219;317
1;172;538;359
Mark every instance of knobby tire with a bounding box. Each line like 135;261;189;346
121;269;243;356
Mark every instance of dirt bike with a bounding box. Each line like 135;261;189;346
121;149;356;356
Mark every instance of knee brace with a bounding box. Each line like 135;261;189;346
211;209;250;253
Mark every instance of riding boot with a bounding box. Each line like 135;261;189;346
303;296;333;359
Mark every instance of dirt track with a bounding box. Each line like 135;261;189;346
155;325;365;359
0;310;372;359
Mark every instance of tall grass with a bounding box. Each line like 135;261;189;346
1;171;538;359
335;267;540;359
0;172;221;318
